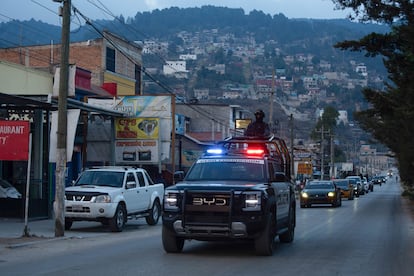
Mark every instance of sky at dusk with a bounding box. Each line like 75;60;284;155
1;0;352;26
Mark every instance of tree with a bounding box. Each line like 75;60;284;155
332;0;414;187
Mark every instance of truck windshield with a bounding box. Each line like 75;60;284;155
185;159;265;182
75;171;124;188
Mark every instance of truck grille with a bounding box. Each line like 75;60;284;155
183;191;235;225
65;191;105;202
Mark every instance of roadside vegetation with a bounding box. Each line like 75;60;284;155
333;0;414;197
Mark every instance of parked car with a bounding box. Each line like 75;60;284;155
65;166;164;232
0;179;22;199
346;176;364;196
300;180;342;208
333;179;354;200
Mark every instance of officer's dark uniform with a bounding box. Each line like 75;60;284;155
245;109;271;137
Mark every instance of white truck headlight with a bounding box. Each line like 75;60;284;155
243;192;261;211
93;195;111;203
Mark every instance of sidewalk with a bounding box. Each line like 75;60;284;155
0;218;56;239
0;218;106;248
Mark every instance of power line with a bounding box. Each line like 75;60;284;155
71;5;233;131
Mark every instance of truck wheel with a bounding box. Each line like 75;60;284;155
254;213;275;256
162;225;184;253
109;204;126;232
279;206;295;243
146;199;161;225
65;218;73;230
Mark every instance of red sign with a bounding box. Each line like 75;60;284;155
0;120;30;161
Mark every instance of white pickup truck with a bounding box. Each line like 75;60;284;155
65;166;164;232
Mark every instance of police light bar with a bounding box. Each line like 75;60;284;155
206;148;224;155
246;148;265;155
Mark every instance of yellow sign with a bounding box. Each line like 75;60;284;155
115;118;159;139
298;162;313;175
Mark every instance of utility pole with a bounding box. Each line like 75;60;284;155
289;114;294;181
315;125;330;180
330;134;334;179
269;70;275;131
54;0;71;237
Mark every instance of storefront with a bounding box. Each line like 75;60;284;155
0;93;55;218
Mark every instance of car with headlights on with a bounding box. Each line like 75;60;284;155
333;179;354;200
300;180;342;208
371;175;383;186
162;135;296;256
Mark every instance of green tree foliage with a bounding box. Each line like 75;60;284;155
332;0;414;186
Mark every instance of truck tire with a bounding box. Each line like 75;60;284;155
145;199;161;225
254;213;275;256
65;218;73;230
279;206;295;243
109;204;126;232
162;225;184;253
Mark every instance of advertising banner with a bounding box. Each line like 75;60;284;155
115;117;159;139
0;120;30;161
115;140;159;163
114;96;173;165
49;109;80;162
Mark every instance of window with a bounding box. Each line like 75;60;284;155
135;64;141;94
126;172;136;188
106;47;115;72
137;172;146;187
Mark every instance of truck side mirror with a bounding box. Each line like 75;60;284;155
174;171;185;182
126;181;137;189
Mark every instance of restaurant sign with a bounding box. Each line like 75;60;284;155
0;120;30;161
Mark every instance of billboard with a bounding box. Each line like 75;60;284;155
0;120;30;161
114;96;173;165
115;140;159;163
115;118;159;139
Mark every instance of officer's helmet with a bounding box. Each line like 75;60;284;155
254;109;265;118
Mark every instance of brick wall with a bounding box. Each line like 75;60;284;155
0;40;104;84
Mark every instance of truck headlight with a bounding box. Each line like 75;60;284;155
164;191;180;210
93;195;111;203
243;192;261;211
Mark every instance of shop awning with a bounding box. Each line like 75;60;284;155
0;93;55;111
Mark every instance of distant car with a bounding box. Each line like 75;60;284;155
346;176;364;196
362;177;372;193
333;179;354;200
0;179;22;199
371;175;383;186
300;180;342;208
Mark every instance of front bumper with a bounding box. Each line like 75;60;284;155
162;212;266;240
300;196;337;205
65;201;118;220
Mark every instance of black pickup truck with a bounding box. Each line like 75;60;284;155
162;135;296;256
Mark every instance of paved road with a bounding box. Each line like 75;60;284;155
1;177;413;276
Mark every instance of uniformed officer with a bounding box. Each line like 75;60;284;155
245;109;271;137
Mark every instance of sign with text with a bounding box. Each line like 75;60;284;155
115;139;159;164
0;120;30;161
